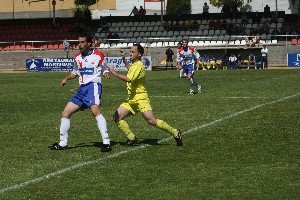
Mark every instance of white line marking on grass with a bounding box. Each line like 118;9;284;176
1;92;300;194
224;96;268;99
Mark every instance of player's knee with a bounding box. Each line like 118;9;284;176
61;110;69;118
146;118;157;126
113;111;120;123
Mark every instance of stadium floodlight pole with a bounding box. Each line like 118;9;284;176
161;0;164;23
12;0;15;19
52;0;56;26
275;0;278;15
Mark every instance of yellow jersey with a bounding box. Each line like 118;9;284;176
126;60;147;99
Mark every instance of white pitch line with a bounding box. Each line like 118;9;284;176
224;96;268;99
1;92;300;194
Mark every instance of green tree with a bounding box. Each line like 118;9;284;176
209;0;243;8
166;0;191;14
73;0;98;21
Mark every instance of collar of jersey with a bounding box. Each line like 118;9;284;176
81;49;93;57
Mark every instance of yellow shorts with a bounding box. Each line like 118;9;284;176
120;93;152;115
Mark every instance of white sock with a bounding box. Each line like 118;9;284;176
95;114;110;145
59;118;70;147
179;69;183;77
190;78;194;84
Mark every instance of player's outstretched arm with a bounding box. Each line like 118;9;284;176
107;65;130;82
61;73;77;86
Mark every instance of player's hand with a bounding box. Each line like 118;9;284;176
103;72;110;79
120;50;125;57
61;78;68;86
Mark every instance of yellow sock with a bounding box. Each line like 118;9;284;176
117;120;135;140
156;119;177;137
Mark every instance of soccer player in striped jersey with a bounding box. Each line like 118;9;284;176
107;44;183;146
50;33;112;152
177;38;202;94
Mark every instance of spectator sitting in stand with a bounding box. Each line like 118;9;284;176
215;19;222;29
106;31;113;44
169;21;175;31
174;21;181;31
181;21;188;31
261;20;270;34
271;27;281;39
241;13;248;25
186;19;193;30
192;20;199;30
270;11;278;23
163;21;169;30
252;11;260;24
221;19;227;30
112;32;120;44
208;19;216;29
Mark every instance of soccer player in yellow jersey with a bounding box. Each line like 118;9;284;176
107;44;183;146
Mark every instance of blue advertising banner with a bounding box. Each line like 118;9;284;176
287;53;300;67
106;56;152;71
26;58;74;72
26;56;152;72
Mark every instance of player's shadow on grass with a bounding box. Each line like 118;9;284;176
66;138;163;149
66;141;118;149
117;138;163;146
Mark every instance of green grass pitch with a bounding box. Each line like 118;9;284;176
0;69;300;199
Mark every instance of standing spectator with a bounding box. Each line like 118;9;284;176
203;2;209;14
261;45;268;69
228;53;237;70
165;46;174;69
50;33;112;152
63;38;70;58
139;6;146;16
236;53;242;69
203;2;210;19
107;44;183;146
264;4;271;17
177;38;202;94
129;6;139;16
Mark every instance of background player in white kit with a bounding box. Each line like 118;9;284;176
50;33;112;152
177;39;202;94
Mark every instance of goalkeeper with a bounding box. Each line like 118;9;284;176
177;38;202;94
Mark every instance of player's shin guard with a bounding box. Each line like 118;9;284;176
117;120;135;140
95;114;110;145
156;119;177;136
59;118;70;147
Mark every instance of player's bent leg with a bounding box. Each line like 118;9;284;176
114;108;137;145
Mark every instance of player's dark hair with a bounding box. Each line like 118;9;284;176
133;43;144;57
78;33;93;43
182;38;189;43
